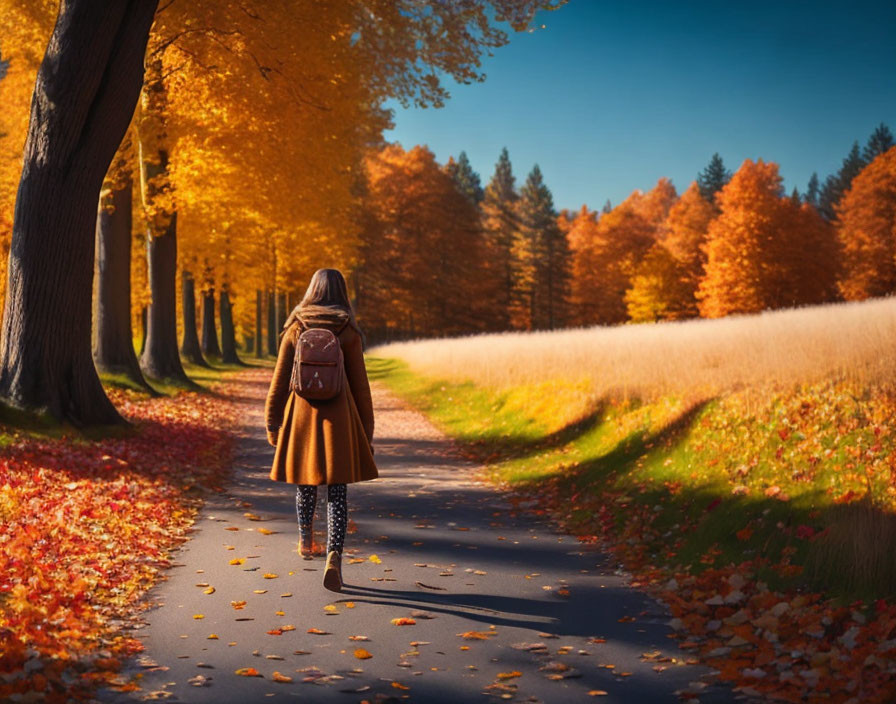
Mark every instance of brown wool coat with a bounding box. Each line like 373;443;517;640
265;318;378;486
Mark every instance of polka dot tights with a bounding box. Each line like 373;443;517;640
296;484;347;555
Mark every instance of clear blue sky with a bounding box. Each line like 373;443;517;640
383;0;896;212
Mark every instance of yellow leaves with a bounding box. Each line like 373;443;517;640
307;628;330;635
271;671;292;683
369;554;382;564
497;671;521;680
203;586;215;594
193;614;204;619
243;512;261;520
207;634;219;640
353;648;373;659
228;557;245;565
391;618;416;626
253;589;267;594
349;635;369;641
263;573;278;579
257;528;275;535
231;600;247;610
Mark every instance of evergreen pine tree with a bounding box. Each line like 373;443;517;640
696;153;731;203
804;172;820;207
516;164;570;330
863;123;894;163
818;141;867;221
449;151;484;204
481;147;520;329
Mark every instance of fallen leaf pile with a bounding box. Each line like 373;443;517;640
0;376;243;702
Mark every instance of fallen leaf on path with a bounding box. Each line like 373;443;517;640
369;554;382;564
207;634;218;640
263;573;278;579
458;631;495;640
193;614;204;619
271;671;293;683
203;586;215;594
391;618;416;626
354;649;373;659
392;682;409;690
588;691;609;696
348;635;369;641
257;528;275;535
415;581;447;591
307;628;330;635
253;589;267;594
229;558;245;565
235;667;261;677
231;600;247;610
497;671;522;680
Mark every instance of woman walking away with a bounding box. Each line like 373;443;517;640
264;268;378;592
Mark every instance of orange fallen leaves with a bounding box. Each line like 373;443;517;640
0;374;241;701
354;648;373;659
235;667;261;677
391;617;417;626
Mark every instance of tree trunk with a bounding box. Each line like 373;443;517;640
255;289;263;358
180;270;208;367
219;289;241;364
138;58;192;385
0;0;158;426
276;291;287;331
266;289;277;355
93;174;154;394
139;305;147;356
201;288;221;357
140;212;191;382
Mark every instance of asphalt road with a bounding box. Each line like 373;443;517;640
97;368;738;704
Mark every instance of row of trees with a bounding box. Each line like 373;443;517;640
0;0;565;425
350;123;896;335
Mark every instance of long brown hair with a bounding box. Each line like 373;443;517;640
282;268;360;337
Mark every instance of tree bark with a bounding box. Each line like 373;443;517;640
140;210;191;382
255;289;263;358
276;291;287;331
0;0;158;426
266;289;277;355
201;288;222;357
219;288;241;364
93;174;155;393
139;306;147;356
179;270;208;367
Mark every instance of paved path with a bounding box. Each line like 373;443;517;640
99;368;737;704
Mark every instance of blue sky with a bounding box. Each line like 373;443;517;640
383;0;896;212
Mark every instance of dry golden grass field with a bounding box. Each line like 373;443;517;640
372;296;896;405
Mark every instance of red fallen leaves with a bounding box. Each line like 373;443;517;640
0;372;247;703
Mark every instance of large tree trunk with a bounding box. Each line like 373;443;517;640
0;0;158;426
255;289;263;358
140;211;191;382
266;289;277;355
180;270;208;367
93;173;155;394
138;58;192;385
219;288;241;364
201;289;222;357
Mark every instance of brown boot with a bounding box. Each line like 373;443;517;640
323;551;343;592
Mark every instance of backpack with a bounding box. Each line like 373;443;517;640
289;320;349;401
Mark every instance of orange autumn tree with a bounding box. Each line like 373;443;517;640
569;179;673;325
697;158;839;318
835;146;896;300
358;142;496;338
626;181;715;321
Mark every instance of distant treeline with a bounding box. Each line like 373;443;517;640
353;124;896;341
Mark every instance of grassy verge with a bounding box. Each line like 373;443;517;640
368;355;896;703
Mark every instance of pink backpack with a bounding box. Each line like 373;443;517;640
289;320;348;401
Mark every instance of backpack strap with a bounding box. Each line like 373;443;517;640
334;318;350;336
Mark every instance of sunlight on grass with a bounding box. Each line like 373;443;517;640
372;355;896;602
